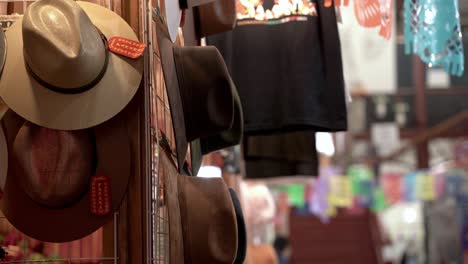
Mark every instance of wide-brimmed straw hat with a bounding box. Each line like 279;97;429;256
0;0;143;130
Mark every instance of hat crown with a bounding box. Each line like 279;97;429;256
22;0;106;90
15;124;94;208
178;177;238;263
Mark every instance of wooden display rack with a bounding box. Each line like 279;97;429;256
0;0;163;263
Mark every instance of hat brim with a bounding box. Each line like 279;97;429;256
0;29;6;76
199;88;243;154
161;152;185;263
0;121;6;194
156;14;188;171
178;173;238;263
190;89;243;176
0;1;143;130
0;110;131;242
228;188;247;264
0;100;8;194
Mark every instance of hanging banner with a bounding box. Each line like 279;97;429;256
434;172;446;200
382;173;402;204
329;176;353;208
338;4;396;94
415;172;436;201
379;0;393;39
347;165;373;195
326;199;338;217
286;184;306;209
310;174;331;222
444;173;463;199
354;0;381;28
347;197;366;215
357;179;374;208
403;172;418;202
372;187;387;212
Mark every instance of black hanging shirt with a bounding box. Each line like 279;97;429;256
207;1;348;135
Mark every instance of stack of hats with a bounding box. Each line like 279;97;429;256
0;0;143;243
0;0;247;262
156;0;247;263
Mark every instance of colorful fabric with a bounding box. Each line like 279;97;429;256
371;187;387;212
347;165;373;195
404;0;464;76
284;184;306;208
382;173;402;204
328;176;353;208
403;172;418;202
415;172;436;201
354;0;381;28
379;0;393;39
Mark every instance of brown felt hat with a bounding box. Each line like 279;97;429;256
162;151;238;264
190;87;243;176
195;0;236;37
0;110;131;242
156;12;236;171
0;0;143;130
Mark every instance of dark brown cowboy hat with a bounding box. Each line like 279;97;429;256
162;151;238;263
156;12;236;172
190;88;243;176
0;109;131;242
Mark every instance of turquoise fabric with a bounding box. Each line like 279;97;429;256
404;0;464;76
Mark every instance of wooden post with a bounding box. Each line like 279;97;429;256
413;55;429;168
103;0;150;263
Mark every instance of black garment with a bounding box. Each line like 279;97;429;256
207;2;347;135
243;131;319;178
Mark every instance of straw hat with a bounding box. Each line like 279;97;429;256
156;13;236;171
162;152;238;263
0;110;131;242
0;0;143;130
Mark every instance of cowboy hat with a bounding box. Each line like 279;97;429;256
0;0;143;130
190;88;243;176
228;188;247;264
161;151;238;263
156;13;236;171
0;109;131;242
196;0;236;37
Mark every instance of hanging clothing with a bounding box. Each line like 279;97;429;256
207;1;347;135
243;131;318;179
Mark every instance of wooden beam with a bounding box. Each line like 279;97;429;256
353;128;468;140
413;55;429;168
380;110;468;162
